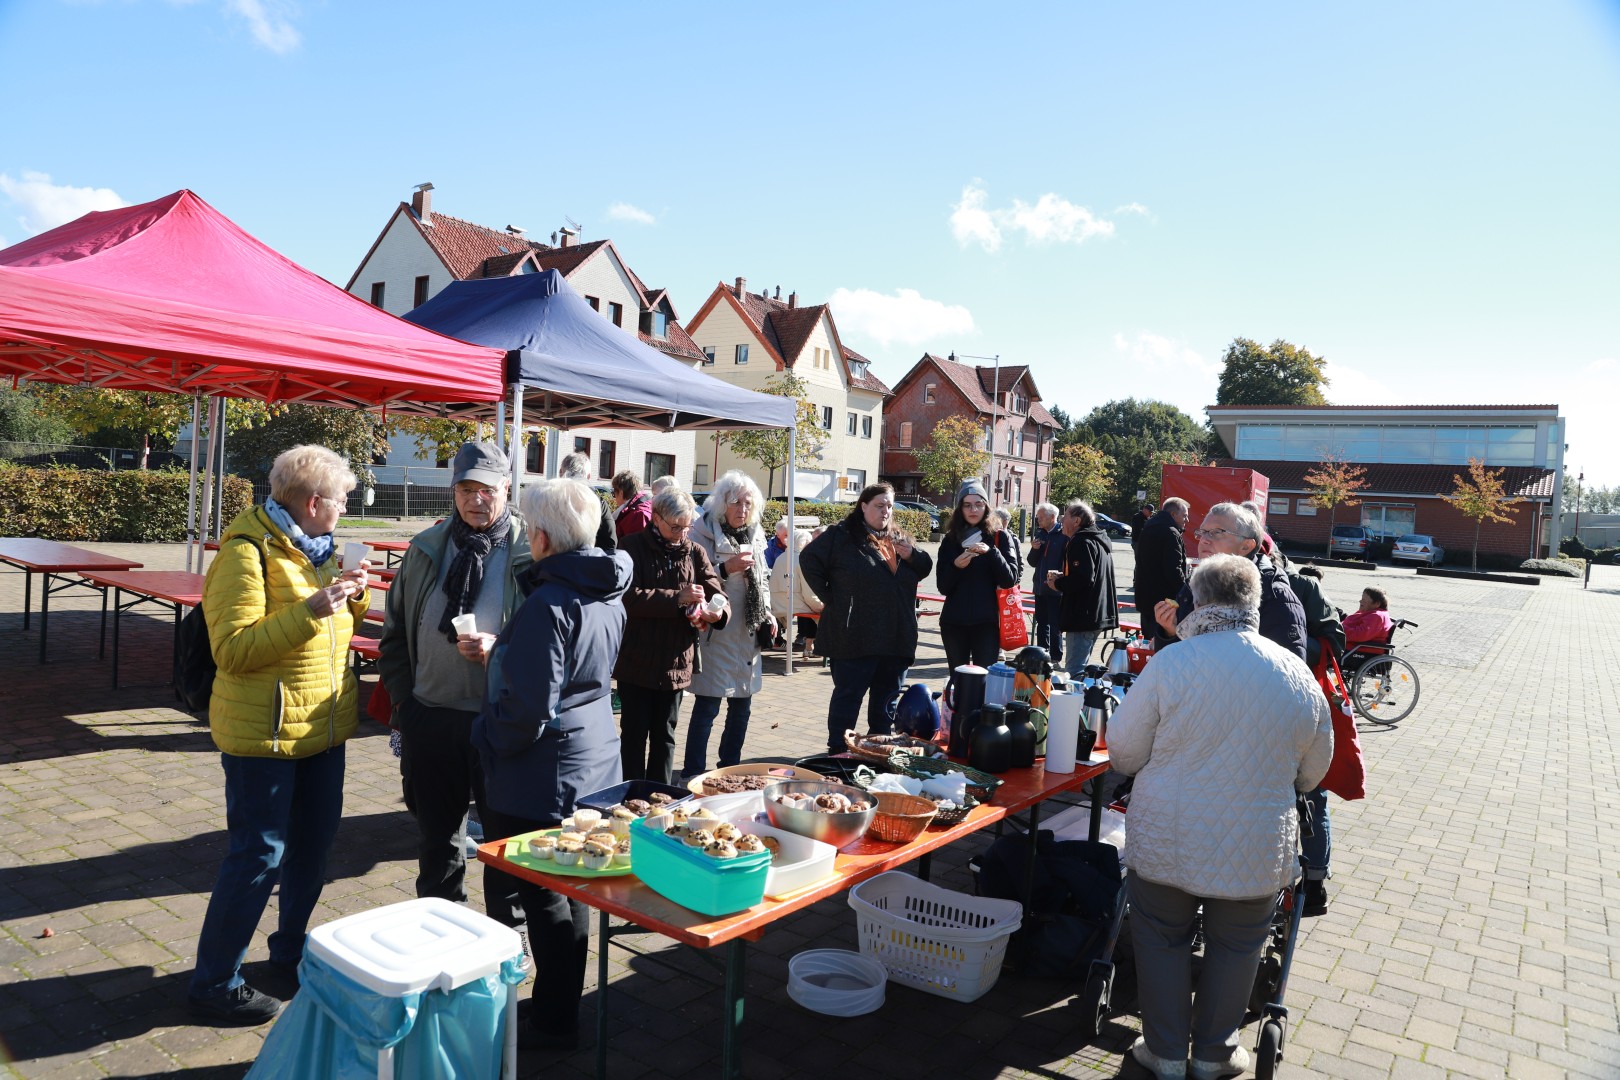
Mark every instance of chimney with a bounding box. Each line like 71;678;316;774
558;227;576;249
788;291;797;309
734;276;746;298
774;286;781;300
505;225;525;237
412;182;434;226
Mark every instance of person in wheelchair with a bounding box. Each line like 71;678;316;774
1343;586;1393;652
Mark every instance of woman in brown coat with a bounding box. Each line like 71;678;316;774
614;487;725;782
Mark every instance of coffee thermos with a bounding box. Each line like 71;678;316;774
984;661;1016;708
1044;690;1084;773
1004;701;1037;769
969;703;1013;774
946;665;988;759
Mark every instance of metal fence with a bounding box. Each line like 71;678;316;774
1;441;189;471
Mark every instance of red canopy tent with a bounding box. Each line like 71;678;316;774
0;189;504;413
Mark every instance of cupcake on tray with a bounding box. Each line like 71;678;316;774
582;838;615;871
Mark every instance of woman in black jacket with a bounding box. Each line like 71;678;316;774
1049;501;1119;677
800;483;934;754
935;480;1017;673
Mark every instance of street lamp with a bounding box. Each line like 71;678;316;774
949;351;1000;501
1575;469;1584;543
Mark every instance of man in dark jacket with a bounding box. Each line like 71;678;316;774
1134;498;1189;643
1287;562;1345;666
1129;502;1155;550
1049;501;1119;677
1026;502;1067;665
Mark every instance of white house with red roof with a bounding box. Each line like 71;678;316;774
683;278;891;500
346;184;704;489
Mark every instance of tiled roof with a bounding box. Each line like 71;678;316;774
1216;458;1556;500
1027;401;1056;427
531;239;613;282
415;210;547;279
643;321;706;363
767;305;828;365
479;251;535;277
926;353;995;412
842;346;892;395
1206;404;1558;412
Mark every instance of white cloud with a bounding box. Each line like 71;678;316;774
1110;331;1220;420
1583;357;1616;375
606;202;655;226
1323;362;1392;405
952;182;1133;251
226;0;300;54
0;171;125;234
829;287;975;348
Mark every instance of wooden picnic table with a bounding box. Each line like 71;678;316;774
478;755;1112;1079
0;539;144;663
74;570;205;688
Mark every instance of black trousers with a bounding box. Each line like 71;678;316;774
481;807;591;1036
397;699;522;930
617;683;683;784
941;621;1003;674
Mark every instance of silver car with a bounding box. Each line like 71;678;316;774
1391;534;1445;567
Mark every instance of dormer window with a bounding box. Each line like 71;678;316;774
651;311;669;337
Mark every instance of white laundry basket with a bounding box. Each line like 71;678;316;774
848;871;1022;1002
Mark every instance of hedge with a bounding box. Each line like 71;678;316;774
1520;558;1582;577
0;465;253;542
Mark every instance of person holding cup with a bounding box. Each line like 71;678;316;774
188;445;371;1024
378;442;531;939
935;479;1017;673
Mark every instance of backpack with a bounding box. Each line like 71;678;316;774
175;539;266;714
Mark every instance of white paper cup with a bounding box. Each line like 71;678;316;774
342;542;369;572
450;613;478;637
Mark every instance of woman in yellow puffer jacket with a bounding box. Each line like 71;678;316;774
187;445;372;1026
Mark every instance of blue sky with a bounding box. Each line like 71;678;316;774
3;0;1618;485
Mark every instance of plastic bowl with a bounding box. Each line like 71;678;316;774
787;949;888;1016
763;780;877;850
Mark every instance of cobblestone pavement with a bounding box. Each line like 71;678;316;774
2;530;1617;1078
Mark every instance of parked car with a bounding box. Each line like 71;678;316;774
1329;524;1374;559
1392;534;1446;566
896;499;942;530
1094;512;1132;540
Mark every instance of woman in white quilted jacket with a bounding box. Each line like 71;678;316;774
1108;554;1333;1080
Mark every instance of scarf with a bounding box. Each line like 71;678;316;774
437;507;512;644
1175;603;1259;640
721;521;770;631
866;522;898;573
264;497;334;567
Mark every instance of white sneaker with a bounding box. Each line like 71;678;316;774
1131;1036;1187;1079
1189;1045;1249;1080
516;929;533;976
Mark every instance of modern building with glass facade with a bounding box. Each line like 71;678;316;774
1206;404;1565;560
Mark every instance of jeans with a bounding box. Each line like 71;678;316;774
683;695;752;776
397;699;522;930
617;684;682;784
1063;631;1099;679
826;655;910;753
481;807;591;1036
1033;594;1063;663
940;621;1002;674
1128;869;1276;1065
190;746;346;999
1302;786;1331;880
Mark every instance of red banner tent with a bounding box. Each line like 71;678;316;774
0;189;504;413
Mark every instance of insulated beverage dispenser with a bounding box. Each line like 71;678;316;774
945;665;988;759
985;661;1016;708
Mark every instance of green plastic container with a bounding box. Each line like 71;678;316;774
630;818;771;916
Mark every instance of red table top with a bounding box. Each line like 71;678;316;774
367;540;411;552
75;570;206;606
0;538;143;573
478;756;1110;950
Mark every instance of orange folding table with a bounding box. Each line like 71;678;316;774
74;569;205;688
0;539;144;663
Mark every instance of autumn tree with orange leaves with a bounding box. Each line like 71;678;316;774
1303;454;1369;559
1442;458;1523;571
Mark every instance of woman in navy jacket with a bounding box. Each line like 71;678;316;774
935;480;1017;673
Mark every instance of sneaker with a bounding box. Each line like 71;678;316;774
1189;1045;1249;1080
516;929;533;976
1130;1036;1187;1079
187;983;282;1026
1303;879;1328;917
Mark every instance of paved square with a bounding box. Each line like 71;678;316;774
2;534;1617;1078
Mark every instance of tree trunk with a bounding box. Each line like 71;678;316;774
1472;521;1481;572
1325;505;1335;559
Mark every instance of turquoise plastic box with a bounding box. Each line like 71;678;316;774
630;817;771;916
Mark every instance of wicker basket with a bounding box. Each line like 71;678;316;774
844;731;936;764
868;792;938;844
928;799;976;827
890;752;1003;804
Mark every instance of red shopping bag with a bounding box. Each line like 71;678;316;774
366;679;394;727
998;586;1029;650
1319;697;1365;801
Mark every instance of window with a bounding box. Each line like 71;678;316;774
702;346;716;365
1017;431;1026;456
985;424;994;451
847;412;858;435
1361;503;1416;541
574;436;591;456
820;406;833;430
527;441;544;472
586;295;600;311
735;344;750;364
369;282;386;307
413;275;430;309
861;416;872;439
1006;428;1014;454
899;421;913;448
645;452;675;482
694;464;710;487
651;311;668;337
598;440;616;479
1295;499;1317;516
923;383;936;404
608;302;623;327
1268;496;1290;516
372;448;389;467
847;469;866;492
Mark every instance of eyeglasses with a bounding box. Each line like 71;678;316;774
960;499;987;510
316;494;348;510
454;485;500;503
656;514;692;534
1194;527;1235;541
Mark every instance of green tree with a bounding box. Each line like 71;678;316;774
228;403;388;490
1066;399;1206;514
1442;458;1524;571
1215;337;1330;406
913;414;989;499
1047;404;1073;433
715;372;827;498
1048;443;1113;506
21;385;265;466
1303;454;1369;558
0;387;75;444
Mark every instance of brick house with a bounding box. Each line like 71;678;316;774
345;184;705;487
1206;403;1566;559
881;352;1059;517
684;278;891;499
